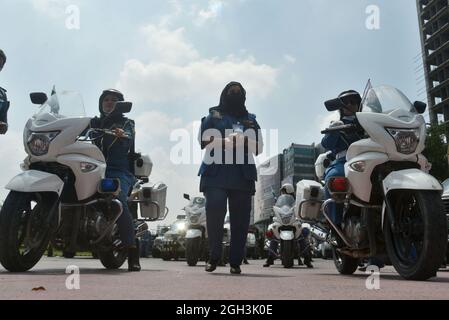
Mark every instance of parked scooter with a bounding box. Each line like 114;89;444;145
0;89;168;272
183;194;208;266
319;85;447;280
266;194;304;268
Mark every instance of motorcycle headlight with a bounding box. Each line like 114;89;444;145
281;213;293;225
189;215;199;224
386;128;420;155
27;131;60;156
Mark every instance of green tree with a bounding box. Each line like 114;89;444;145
423;123;448;182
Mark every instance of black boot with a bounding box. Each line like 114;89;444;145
263;256;274;267
205;259;218;272
128;240;141;272
304;256;313;269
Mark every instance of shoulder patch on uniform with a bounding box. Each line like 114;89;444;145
210;109;223;119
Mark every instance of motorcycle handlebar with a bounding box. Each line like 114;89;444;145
321;124;357;135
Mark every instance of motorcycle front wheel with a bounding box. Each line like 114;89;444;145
384;190;448;280
185;237;201;266
0;191;56;272
281;240;294;268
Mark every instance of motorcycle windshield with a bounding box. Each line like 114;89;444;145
275;194;295;208
33;90;86;123
361;86;416;114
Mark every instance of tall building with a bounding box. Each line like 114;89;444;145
282;143;318;187
417;0;449;124
253;154;284;231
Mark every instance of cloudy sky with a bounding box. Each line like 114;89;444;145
0;0;424;228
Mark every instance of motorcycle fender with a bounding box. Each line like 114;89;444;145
382;169;443;226
383;169;442;195
186;229;202;239
5;170;64;196
280;230;295;241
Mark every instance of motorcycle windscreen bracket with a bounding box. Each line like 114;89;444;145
5;170;64;196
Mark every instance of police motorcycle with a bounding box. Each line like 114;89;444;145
294;153;334;260
266;194;305;268
160;217;188;261
183;194;208;266
319;85;447;280
0;89;167;272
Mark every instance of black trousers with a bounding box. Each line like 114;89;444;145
204;188;252;266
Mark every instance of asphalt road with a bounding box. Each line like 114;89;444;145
0;256;448;300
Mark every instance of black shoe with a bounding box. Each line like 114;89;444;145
263;257;274;268
205;261;218;272
230;265;241;274
305;261;314;269
128;246;141;272
243;258;249;265
298;258;303;266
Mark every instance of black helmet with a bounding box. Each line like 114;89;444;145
99;89;124;114
0;49;6;67
338;90;361;117
338;90;361;106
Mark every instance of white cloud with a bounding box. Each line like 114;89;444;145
117;56;278;107
195;0;224;26
134;110;183;147
141;25;200;64
316;111;340;133
31;0;74;19
118;3;279;106
283;54;297;64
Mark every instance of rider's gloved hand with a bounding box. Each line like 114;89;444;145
329;120;344;128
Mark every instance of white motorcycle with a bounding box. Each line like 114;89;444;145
319;85;447;280
0;89;167;272
266;194;304;268
183;194;208;266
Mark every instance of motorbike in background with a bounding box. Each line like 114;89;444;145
183;194;208;266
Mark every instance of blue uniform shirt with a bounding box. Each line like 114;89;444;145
90;116;135;174
321;116;360;158
198;108;263;194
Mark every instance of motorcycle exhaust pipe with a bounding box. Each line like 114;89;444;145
321;199;353;247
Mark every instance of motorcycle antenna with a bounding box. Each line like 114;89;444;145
359;79;373;111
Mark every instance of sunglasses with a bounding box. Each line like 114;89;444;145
341;96;360;106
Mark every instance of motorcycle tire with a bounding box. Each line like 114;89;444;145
0;191;55;272
186;238;200;266
384;190;447;281
99;249;127;269
332;246;359;275
281;240;294;268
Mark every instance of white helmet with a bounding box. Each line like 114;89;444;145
280;183;295;196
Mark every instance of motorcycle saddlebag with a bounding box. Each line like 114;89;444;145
295;180;324;221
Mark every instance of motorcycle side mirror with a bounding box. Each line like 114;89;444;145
414;101;427;114
324;98;346;112
30;92;48;105
115;101;132;114
183;194;190;200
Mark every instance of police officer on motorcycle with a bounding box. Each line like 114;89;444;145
0;49;10;135
263;184;313;268
322;90;383;270
89;89;141;272
198;81;263;274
